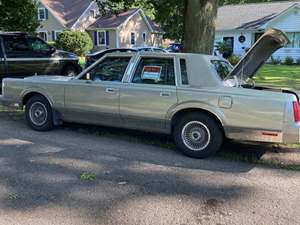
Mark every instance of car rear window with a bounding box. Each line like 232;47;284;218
180;59;188;85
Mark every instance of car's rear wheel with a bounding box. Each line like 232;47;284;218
62;65;78;77
173;112;223;158
25;95;53;131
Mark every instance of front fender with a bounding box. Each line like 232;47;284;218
20;87;54;107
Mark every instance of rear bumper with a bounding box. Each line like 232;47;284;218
282;122;300;144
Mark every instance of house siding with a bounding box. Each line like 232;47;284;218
119;12;154;47
72;2;99;31
215;6;300;61
37;2;65;41
215;31;253;56
265;7;300;61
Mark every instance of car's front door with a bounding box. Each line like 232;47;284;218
63;56;132;126
120;56;178;132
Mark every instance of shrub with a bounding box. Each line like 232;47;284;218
228;54;241;66
270;56;281;65
55;30;93;56
284;56;294;65
296;58;300;65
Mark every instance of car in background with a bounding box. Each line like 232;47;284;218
0;32;81;92
166;43;183;53
85;48;136;67
85;47;167;67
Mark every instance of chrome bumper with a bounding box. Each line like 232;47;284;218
0;95;21;109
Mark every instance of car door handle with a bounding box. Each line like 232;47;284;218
106;88;117;93
160;92;171;97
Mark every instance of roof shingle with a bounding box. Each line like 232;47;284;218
217;1;300;30
41;0;94;28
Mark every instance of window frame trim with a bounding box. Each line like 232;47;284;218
37;30;48;42
97;30;107;46
130;32;136;46
38;7;47;21
128;55;178;87
76;54;134;83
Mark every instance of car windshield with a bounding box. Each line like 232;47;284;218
211;60;233;80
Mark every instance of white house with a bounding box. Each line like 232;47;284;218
215;1;300;61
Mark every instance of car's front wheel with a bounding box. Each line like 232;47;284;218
173;112;223;158
25;95;53;131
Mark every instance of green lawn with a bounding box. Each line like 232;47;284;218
255;65;300;90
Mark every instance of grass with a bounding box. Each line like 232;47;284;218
255;64;300;90
80;172;97;182
79;57;86;69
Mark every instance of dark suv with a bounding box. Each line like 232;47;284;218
0;32;81;89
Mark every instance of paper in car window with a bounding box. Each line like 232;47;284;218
142;66;162;81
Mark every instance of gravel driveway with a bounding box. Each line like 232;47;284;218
0;111;299;225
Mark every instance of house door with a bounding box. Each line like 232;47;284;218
223;37;234;58
254;32;264;43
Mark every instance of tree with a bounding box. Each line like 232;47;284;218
55;30;93;56
0;0;40;33
95;0;218;54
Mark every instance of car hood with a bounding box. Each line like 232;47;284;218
53;50;79;59
229;28;290;80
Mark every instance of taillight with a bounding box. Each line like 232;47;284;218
293;101;300;122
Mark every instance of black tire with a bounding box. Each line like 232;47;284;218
62;65;78;77
25;95;54;131
173;112;223;158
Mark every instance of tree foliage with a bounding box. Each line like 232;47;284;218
55;31;93;56
0;0;40;33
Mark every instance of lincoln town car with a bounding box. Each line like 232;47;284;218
1;28;299;158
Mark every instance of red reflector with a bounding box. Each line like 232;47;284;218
262;132;278;137
293;101;300;122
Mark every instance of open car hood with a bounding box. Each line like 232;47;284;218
229;28;290;79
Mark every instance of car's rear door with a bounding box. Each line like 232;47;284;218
2;36;51;77
63;56;132;126
120;56;178;132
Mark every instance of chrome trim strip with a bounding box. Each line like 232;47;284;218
6;58;78;61
225;126;283;143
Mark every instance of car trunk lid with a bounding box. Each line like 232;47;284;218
229;28;290;80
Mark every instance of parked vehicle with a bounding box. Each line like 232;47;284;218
0;32;81;92
85;47;167;67
166;43;183;53
1;29;299;158
85;48;136;67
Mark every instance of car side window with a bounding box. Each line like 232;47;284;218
3;36;31;58
132;57;175;86
85;57;131;82
28;37;51;54
180;59;188;85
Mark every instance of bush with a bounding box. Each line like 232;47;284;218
284;56;294;65
296;58;300;65
270;56;281;65
228;55;241;66
55;30;93;56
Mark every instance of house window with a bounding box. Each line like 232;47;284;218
54;31;62;40
131;32;136;45
142;32;147;43
90;10;96;18
97;31;106;46
38;8;47;21
286;32;300;48
38;31;48;42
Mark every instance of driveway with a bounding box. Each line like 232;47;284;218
0;110;299;225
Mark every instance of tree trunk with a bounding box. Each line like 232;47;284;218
183;0;218;54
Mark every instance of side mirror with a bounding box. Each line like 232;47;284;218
48;46;56;55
